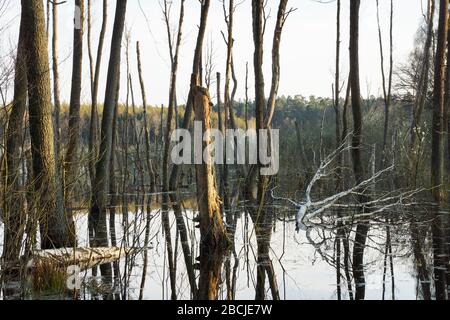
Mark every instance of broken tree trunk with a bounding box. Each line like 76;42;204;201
193;86;228;300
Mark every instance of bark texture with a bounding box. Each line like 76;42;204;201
22;0;75;249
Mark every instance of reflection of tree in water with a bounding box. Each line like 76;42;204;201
270;139;434;300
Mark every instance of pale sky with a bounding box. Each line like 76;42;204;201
0;0;427;107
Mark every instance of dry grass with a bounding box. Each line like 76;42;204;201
31;261;67;297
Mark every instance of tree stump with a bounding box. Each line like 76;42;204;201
192;86;228;300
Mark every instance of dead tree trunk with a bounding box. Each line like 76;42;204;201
409;0;434;300
50;3;66;244
168;0;211;299
376;0;394;153
249;0;289;301
87;0;108;247
87;0;107;194
349;0;370;300
376;0;395;300
65;0;84;216
90;0;127;251
136;41;177;300
411;0;435;149
161;0;186;299
162;0;185;204
51;0;62;157
2;11;28;262
193;86;228;300
445;0;450;298
222;0;235;220
333;0;343;301
431;0;449;301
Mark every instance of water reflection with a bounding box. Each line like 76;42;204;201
0;205;434;300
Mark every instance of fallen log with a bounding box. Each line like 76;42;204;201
25;247;137;271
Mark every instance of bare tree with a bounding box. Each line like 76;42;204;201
430;0;448;301
193;86;228;300
376;0;394;153
410;0;435;150
168;0;212;299
90;0;127;252
222;0;234;222
376;0;395;300
51;0;63;157
2;7;28;262
136;40;177;299
349;0;369;300
248;0;292;300
407;0;434;300
332;0;350;301
160;0;186;300
87;0;108;193
65;0;84;219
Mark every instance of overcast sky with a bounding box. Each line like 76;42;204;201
0;0;427;107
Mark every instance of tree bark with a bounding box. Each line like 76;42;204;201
136;41;177;300
376;0;394;152
431;0;449;301
22;0;74;249
51;0;62;158
2;10;28;262
193;86;228;300
334;0;343;301
408;0;434;299
87;0;107;194
168;0;211;299
411;0;435;149
249;0;288;301
349;0;369;300
161;1;186;299
90;0;127;250
65;0;84;216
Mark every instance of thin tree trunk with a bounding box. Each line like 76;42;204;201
222;0;235;226
163;0;185;206
349;0;369;300
334;0;342;301
245;62;249;131
377;0;396;300
250;0;288;301
161;0;186;299
65;0;84;219
137;41;173;298
406;1;434;298
109;82;120;287
90;0;127;253
51;0;62;158
444;0;450;298
168;0;211;299
431;0;449;301
87;0;108;199
411;0;435;148
2;11;28;263
376;0;394;153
